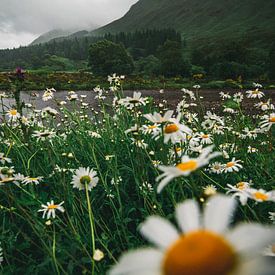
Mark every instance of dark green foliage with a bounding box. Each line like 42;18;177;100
134;55;161;76
268;43;275;79
88;40;134;76
157;40;191;77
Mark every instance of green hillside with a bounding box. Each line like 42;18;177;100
92;0;275;45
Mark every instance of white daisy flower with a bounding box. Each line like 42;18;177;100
208;161;224;174
22;176;43;185
38;200;65;219
226;181;251;205
110;195;275;275
220;92;231;99
254;100;274;111
71;167;99;191
42;88;55;101
156;146;220;193
6;109;20;121
32;130;56;141
246;89;264;99
181;88;196;100
198;132;213;145
247;189;275;203
0;153;12;165
119;92;147;109
0;244;3;264
259;113;275;130
163;118;192;144
223;158;243;173
144;110;173;124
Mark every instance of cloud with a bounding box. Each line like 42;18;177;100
0;0;138;49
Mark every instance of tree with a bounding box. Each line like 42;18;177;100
88;40;134;76
157;40;190;77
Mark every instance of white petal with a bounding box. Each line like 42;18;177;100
157;175;175;193
140;216;179;249
176;200;201;233
227;223;275;258
109;248;162;275
203;195;236;233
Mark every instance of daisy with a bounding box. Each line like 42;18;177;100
263;245;275;257
181;88;196;100
22;176;43;185
156;146;220;193
247;188;275;203
42;88;55;101
203;185;217;197
144;110;173;124
198;132;213;145
208;161;224;174
130;138;148;149
32;130;56;141
38;200;65;219
233;92;244;103
247;146;258;153
110;195;275;275
119;92;147;109
254;100;274;111
6;109;20;121
93;249;104;261
220;92;231;99
269;212;275;223
223;158;243;173
42;107;58;116
0;153;12;165
141;124;161;139
163;118;192;144
259;113;275;130
246;89;264;99
226;181;251;205
71;167;99;191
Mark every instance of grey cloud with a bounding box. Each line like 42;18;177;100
0;0;137;49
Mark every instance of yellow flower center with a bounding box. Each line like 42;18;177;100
252;90;259;94
269;117;275;123
80;175;92;185
236;182;245;190
48;205;58;210
176;160;198;172
175;147;182;152
165;124;179;134
226;162;235;168
253;192;268;201
10;109;18;116
202;134;209;139
148;125;157;129
163;231;237;275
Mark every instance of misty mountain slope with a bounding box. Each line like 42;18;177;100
91;0;275;44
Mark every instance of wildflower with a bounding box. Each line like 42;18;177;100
254;100;274;111
181;88;196;100
6;109;20;121
223;107;237;114
260;113;275;130
38;200;65;219
246;89;264;99
220;92;231;99
119;92;147;109
163;118;192;144
42;107;58;116
156;146;220;193
247;146;258;153
22;176;43;185
110;195;275;275
269;212;275;223
130;138;148;149
207;162;223;175
223;158;243;173
203;185;217;197
247;188;275;203
144;110;173;124
0;153;12;165
233;92;244;103
226;181;251;205
32;130;56;141
141;124;161;139
42;88;55;101
66;91;78;101
93;249;104;261
198;132;213;145
88;131;101;138
71;167;99;191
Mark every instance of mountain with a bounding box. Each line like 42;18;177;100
31;25;98;45
31;29;78;45
91;0;275;45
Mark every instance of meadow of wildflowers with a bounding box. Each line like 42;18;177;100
0;72;275;274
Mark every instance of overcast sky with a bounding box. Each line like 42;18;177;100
0;0;138;49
